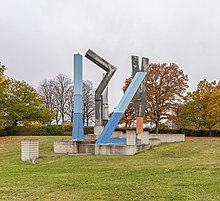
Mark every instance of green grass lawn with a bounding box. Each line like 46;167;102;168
0;136;220;201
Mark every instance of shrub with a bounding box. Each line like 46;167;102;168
0;125;65;136
60;124;95;135
84;126;94;134
41;125;64;136
61;123;72;136
183;129;220;137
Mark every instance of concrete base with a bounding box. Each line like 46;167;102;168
54;140;150;156
149;134;161;146
54;133;185;156
111;131;125;138
94;126;104;139
95;144;150;155
54;140;95;154
157;134;185;143
54;140;76;154
84;134;97;141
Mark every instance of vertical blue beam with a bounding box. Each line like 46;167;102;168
96;72;147;144
72;54;84;141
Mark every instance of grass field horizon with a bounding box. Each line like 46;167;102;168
0;136;220;200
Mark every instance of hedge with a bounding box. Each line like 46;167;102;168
0;125;65;136
183;129;220;137
0;125;94;137
115;127;220;137
1;125;220;137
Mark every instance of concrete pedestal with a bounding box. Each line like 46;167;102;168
94;126;104;138
141;131;150;144
54;140;75;154
21;139;39;161
126;130;136;145
53;133;185;156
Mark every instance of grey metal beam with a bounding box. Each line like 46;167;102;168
131;56;149;117
132;56;141;117
85;49;117;126
131;56;139;77
140;57;149;117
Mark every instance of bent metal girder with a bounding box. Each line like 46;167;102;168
131;56;149;117
85;49;117;126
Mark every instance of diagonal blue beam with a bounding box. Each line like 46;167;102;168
96;72;147;144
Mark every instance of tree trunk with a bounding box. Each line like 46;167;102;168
83;113;85;126
71;110;74;123
86;117;89;126
155;122;159;134
125;121;128;128
209;129;212;137
56;113;59;125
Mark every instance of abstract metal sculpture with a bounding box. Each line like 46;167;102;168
85;49;117;126
72;50;148;145
72;54;84;141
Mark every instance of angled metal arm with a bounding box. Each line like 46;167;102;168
131;56;139;77
140;57;149;117
132;56;141;117
85;49;117;126
131;56;149;117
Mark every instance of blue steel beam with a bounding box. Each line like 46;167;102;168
96;72;146;144
72;54;84;141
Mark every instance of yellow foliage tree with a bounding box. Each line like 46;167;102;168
179;79;220;135
4;78;55;127
0;63;9;128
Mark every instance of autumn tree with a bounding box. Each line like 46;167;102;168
39;75;95;125
0;63;8;94
38;79;58;124
179;79;220;135
53;74;72;124
3;79;54;127
121;63;188;133
0;63;9;128
146;63;188;133
39;74;73;124
65;85;74;122
83;80;95;126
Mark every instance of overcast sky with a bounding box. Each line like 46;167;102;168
1;0;220;111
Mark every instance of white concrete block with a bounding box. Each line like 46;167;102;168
126;130;136;145
21;139;39;161
141;131;150;144
54;141;74;154
112;131;123;138
94;126;104;137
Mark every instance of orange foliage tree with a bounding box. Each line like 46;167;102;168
121;63;188;133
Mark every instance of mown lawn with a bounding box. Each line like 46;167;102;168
0;136;220;201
